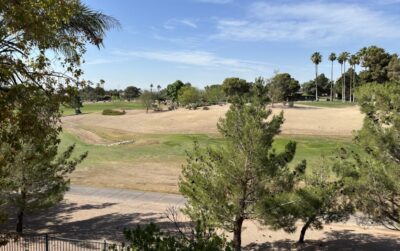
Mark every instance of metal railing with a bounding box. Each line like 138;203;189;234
0;234;130;251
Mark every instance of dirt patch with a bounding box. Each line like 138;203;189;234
70;161;182;194
4;192;398;250
62;105;364;142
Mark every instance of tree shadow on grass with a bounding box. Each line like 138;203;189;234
0;201;187;242
244;230;400;251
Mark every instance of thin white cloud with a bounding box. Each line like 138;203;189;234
195;0;233;4
179;19;198;28
112;49;273;73
212;1;400;43
85;58;129;65
163;19;198;30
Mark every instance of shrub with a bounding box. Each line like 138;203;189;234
153;107;163;112
124;222;232;251
102;109;126;115
203;106;210;110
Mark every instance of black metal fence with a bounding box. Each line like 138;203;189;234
0;235;130;251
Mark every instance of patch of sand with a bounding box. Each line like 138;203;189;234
62;105;364;143
71;161;181;194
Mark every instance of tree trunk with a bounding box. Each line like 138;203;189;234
330;61;333;102
349;67;353;103
352;66;356;102
315;64;318;101
298;217;314;243
16;211;24;234
343;62;346;102
233;217;244;251
341;64;344;102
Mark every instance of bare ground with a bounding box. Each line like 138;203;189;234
62;104;364;144
3;191;398;250
71;161;182;194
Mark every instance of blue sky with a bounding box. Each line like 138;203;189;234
81;0;400;90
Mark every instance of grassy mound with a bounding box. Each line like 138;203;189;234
102;109;126;116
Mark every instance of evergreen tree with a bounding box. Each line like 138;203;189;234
347;83;400;230
221;77;251;103
262;158;354;243
0;85;87;233
180;97;305;251
267;73;300;105
388;55;400;83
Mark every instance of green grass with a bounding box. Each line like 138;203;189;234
62;101;145;116
295;101;357;108
60;131;355;172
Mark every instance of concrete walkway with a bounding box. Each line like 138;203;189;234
69;185;186;206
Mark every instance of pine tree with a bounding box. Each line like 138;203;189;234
180;97;305;251
0;85;87;233
261;157;354;243
348;83;400;230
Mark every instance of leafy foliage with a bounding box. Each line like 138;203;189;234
334;68;360;100
124;222;232;251
221;77;251;103
358;46;393;84
347;83;400;230
267;73;300;104
178;86;201;106
166;80;185;103
124;86;141;101
388;55;400;83
140;91;156;113
0;0;116;229
302;74;331;97
0;85;87;233
262;158;354;243
204;85;226;105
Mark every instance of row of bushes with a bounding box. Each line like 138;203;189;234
102;109;126;115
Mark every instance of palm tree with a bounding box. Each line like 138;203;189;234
157;85;161;92
150;84;154;93
60;2;120;52
338;52;350;102
311;52;322;101
337;56;344;101
349;55;358;102
357;47;367;71
329;53;337;101
352;55;360;102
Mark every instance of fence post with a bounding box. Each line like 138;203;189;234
45;234;49;251
103;240;107;251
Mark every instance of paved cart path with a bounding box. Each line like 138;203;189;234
68;185;186;206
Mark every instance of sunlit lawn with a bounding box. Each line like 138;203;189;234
61;101;145;116
60;130;356;192
295;100;357;108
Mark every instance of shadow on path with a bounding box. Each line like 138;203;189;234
0;201;185;242
244;230;400;251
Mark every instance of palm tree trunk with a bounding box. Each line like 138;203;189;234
349;67;353;103
315;64;318;101
341;64;343;102
343;62;347;102
353;66;356;102
330;61;333;101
